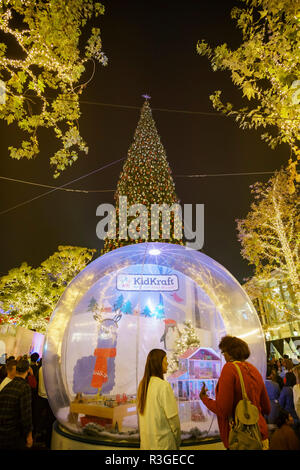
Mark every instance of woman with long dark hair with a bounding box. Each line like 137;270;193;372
137;349;181;450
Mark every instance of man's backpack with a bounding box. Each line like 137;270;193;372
228;362;263;450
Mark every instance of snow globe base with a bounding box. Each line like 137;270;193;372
51;420;225;450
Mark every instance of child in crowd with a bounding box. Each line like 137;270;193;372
269;408;300;450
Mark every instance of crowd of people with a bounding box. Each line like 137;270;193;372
137;338;300;451
264;355;300;449
1;339;300;451
0;353;55;450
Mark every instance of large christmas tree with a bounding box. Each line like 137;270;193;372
102;97;184;254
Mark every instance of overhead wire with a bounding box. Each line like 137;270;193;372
0;157;125;216
0;170;276;197
0;175;114;193
175;171;275;178
22;94;300;120
0;98;286;215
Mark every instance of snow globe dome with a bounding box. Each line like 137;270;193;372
43;242;266;448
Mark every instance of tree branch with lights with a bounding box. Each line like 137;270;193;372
0;0;107;177
0;245;96;333
237;168;299;324
197;0;300;192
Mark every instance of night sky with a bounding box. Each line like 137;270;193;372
0;0;288;283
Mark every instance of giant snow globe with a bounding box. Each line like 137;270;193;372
43;242;266;449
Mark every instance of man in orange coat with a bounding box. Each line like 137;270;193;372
200;336;271;449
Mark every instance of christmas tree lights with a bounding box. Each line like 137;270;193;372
168;320;201;374
102;98;184;254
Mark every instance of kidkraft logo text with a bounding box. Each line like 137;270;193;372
96;196;204;250
117;274;179;291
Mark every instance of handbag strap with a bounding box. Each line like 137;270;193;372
232;361;248;401
229;362;256;424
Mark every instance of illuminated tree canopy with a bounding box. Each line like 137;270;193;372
197;0;300;191
0;0;107;177
0;245;96;332
237;168;300;318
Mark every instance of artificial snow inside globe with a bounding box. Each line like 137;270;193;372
43;242;266;449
